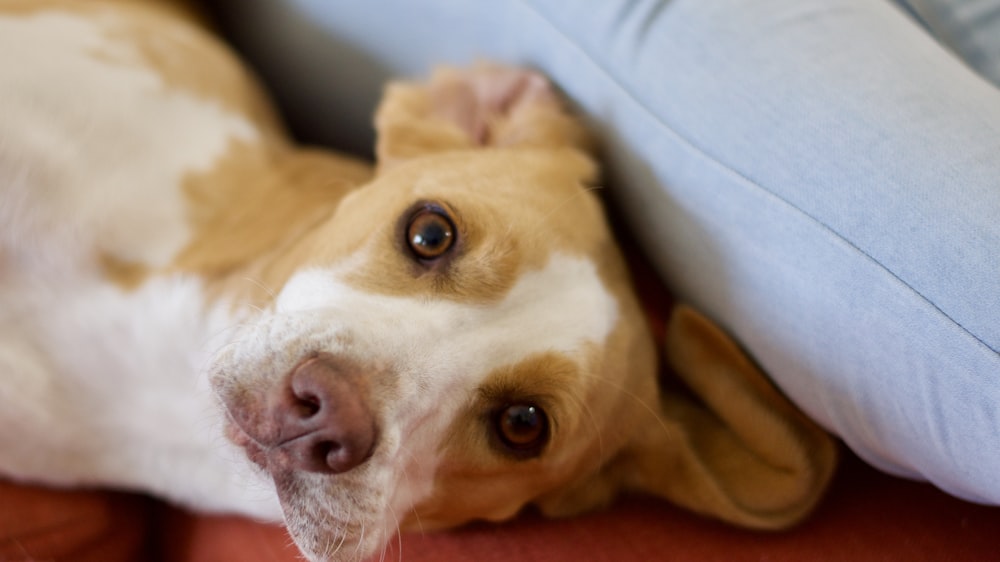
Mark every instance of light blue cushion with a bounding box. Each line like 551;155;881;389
210;0;1000;504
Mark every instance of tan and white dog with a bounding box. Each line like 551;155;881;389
0;1;837;560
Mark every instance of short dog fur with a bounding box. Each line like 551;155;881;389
0;1;837;560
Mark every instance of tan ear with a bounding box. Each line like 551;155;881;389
623;305;838;529
373;63;592;171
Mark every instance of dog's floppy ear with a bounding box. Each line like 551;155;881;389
374;63;591;171
616;305;838;529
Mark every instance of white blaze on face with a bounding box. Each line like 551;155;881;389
276;252;618;369
274;252;619;510
0;11;257;267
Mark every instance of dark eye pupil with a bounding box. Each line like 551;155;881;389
406;210;455;259
499;404;547;450
413;221;447;249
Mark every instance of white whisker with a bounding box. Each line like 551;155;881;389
242;275;278;299
579;370;679;443
534;184;605;229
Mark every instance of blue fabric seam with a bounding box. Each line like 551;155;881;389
517;0;999;357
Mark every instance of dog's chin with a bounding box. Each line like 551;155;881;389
275;471;394;562
223;421;394;562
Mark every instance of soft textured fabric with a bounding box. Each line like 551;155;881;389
208;0;1000;506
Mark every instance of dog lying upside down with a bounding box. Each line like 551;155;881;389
0;1;838;560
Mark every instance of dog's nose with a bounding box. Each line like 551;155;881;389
271;354;376;474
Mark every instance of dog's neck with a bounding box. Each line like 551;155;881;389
166;145;373;307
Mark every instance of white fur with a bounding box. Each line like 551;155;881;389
0;269;280;518
0;11;257;271
0;9;275;518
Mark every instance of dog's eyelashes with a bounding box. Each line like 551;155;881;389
494;404;549;458
406;206;456;261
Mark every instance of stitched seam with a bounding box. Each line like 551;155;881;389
517;0;999;356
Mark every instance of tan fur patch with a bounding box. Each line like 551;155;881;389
171;144;372;303
98;253;149;289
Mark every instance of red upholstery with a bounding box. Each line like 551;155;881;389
0;481;154;561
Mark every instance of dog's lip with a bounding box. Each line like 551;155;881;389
223;417;252;446
224;418;272;469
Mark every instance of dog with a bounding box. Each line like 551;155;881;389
0;1;838;560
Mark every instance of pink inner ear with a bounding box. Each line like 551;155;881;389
431;66;557;146
431;80;484;143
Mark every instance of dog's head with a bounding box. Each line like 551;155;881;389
209;66;836;561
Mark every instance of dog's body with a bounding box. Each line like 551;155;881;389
0;0;295;518
0;1;837;560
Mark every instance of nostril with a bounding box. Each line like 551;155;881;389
314;440;341;469
292;391;321;418
290;436;374;474
320;437;375;474
281;438;344;474
319;440;340;456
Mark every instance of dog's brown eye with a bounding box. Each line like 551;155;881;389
406;208;455;260
496;404;548;456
